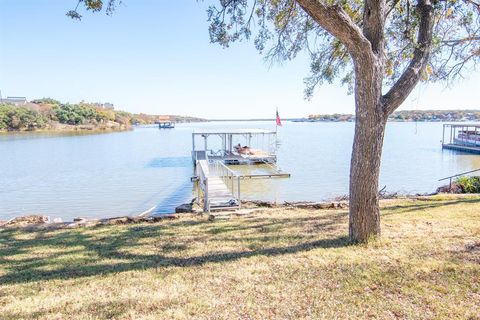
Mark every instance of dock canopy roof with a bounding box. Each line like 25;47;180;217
192;129;276;136
158;115;171;121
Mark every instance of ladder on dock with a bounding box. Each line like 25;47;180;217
196;160;241;212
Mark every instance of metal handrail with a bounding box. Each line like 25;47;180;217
212;160;239;177
196;159;242;212
196;160;209;211
438;168;480;192
210;160;241;207
438;168;480;181
207;149;225;157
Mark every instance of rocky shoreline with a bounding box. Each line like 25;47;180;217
0;121;131;134
0;195;454;229
0;198;348;229
3;193;471;230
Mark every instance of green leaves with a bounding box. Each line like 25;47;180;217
52;103;113;125
67;0;118;20
206;0;479;95
0;104;47;131
456;176;480;193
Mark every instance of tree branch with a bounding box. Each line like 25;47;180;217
382;0;435;115
295;0;372;59
363;0;386;54
385;0;400;18
442;36;480;46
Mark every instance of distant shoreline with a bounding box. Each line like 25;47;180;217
207;110;480;122
0;123;132;134
205;119;480;123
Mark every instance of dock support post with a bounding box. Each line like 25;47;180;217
442;125;445;146
476;127;478;146
197;181;200;203
222;134;226;155
192;134;196;162
204;177;209;212
237;178;241;209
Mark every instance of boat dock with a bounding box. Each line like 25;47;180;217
157;116;175;129
191;128;291;212
442;124;480;154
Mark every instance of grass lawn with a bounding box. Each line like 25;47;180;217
0;196;479;319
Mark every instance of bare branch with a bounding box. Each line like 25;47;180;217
295;0;372;59
385;0;400;18
464;0;480;11
383;0;435;115
442;36;480;45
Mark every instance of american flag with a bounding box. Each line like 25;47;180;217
276;109;282;126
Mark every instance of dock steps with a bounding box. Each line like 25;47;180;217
208;209;256;220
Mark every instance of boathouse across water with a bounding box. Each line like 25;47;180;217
442;124;480;154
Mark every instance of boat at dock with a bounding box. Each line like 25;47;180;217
158;122;175;129
442;124;480;154
455;130;480;146
191;129;278;165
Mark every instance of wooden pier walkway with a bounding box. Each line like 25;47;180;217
196;160;240;212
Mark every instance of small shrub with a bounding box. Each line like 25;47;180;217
456;176;480;193
0;104;47;130
31;97;61;105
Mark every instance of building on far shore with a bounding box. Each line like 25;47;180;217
92;102;115;110
1;96;27;106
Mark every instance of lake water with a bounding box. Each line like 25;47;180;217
1;121;479;221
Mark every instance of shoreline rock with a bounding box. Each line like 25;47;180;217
241;200;349;209
2;193;478;230
0;215;49;227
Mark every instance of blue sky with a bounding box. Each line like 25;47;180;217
1;0;479;119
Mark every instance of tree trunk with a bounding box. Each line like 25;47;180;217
349;55;386;243
349;112;386;242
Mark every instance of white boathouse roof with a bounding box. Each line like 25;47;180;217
192;129;276;135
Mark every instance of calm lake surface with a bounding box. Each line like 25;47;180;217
1;121;479;221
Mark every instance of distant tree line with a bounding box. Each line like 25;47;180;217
52;104;116;125
0;98;206;131
0;99;129;131
306;110;480;122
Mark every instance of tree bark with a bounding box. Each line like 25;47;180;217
349;50;386;243
349;112;386;242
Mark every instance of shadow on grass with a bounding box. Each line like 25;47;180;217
0;214;350;286
381;197;480;215
4;298;141;320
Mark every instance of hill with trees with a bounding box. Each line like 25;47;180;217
0;98;205;132
303;110;480;122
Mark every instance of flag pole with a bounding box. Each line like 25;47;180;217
275;109;278;135
276;107;279;131
275;108;279;150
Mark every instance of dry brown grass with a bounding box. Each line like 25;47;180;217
0;196;479;319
